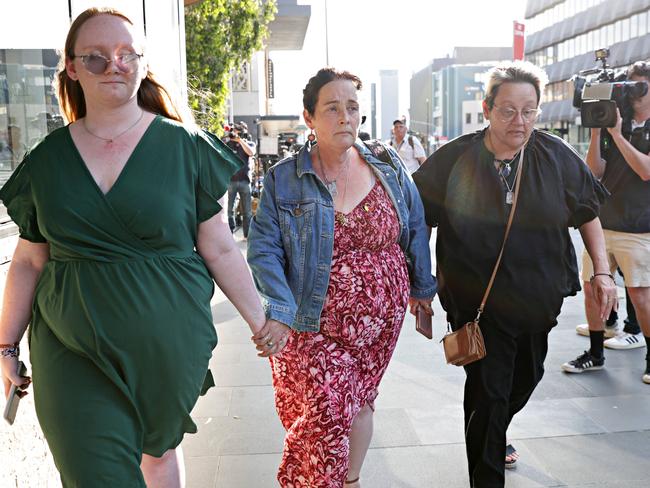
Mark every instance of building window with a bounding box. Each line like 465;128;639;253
638;12;648;36
465;113;471;124
543;83;552;104
621;17;630;42
614;19;622;44
1;49;63;223
547;45;555;64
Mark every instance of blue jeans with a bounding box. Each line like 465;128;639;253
227;180;252;237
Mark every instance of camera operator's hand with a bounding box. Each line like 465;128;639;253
606;107;623;138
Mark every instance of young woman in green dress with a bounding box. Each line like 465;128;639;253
0;8;266;487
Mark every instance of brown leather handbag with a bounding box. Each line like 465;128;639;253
442;148;525;367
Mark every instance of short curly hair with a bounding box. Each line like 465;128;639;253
302;68;362;116
484;61;549;109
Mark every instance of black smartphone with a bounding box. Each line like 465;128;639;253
416;308;433;340
3;361;27;425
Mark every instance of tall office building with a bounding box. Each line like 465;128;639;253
380;69;399;140
409;47;511;151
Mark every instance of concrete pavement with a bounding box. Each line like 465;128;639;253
2;230;649;487
184;231;650;487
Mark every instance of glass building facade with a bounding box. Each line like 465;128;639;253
525;0;650;153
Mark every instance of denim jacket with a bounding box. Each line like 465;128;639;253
247;141;437;332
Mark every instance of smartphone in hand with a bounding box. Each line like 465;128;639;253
416;308;433;340
3;361;27;425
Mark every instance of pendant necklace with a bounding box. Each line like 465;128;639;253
82;110;144;144
335;158;351;226
498;158;521;205
487;129;521;205
316;147;349;197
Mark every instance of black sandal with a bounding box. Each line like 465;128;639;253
505;444;519;469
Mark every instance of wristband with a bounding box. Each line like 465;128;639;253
0;343;19;358
590;272;615;282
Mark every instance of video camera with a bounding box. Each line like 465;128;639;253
573;48;648;134
227;122;250;141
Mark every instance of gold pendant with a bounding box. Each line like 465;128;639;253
336;213;347;226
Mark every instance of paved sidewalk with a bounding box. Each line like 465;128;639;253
3;232;650;487
184;233;650;487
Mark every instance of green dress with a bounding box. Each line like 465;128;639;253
0;115;241;487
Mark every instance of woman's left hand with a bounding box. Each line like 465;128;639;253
252;319;291;357
408;297;433;316
591;274;618;320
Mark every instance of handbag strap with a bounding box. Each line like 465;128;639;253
474;146;525;322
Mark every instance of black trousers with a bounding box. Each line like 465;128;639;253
463;323;549;488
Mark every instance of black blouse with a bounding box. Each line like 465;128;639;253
413;129;607;335
599;132;650;233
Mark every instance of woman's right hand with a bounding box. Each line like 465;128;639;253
1;355;31;399
251;319;291;358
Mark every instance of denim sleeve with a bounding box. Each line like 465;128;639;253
387;147;438;299
246;168;298;327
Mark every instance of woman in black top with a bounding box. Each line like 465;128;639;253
413;61;617;488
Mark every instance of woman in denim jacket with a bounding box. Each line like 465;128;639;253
247;68;437;487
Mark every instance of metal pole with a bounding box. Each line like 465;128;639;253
228;72;234;124
324;0;329;65
264;47;270;115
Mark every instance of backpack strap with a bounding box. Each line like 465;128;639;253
362;139;407;185
363;139;397;169
408;135;414;149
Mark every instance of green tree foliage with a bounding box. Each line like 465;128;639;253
185;0;276;133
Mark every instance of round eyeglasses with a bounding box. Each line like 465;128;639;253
492;104;541;124
72;53;143;75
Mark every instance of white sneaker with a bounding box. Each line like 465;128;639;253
643;366;650;384
575;322;620;339
604;332;646;350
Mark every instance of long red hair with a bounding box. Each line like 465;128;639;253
55;7;185;123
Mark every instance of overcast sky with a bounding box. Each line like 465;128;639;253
269;0;528;115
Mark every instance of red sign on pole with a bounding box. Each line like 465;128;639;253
513;21;525;60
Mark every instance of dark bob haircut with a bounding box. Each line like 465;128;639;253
302;67;362;116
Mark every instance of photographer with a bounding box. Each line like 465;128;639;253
225;122;255;238
562;61;650;385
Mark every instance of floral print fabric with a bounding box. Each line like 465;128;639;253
270;180;410;487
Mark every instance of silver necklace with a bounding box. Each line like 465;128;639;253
335;158;352;226
487;129;522;204
498;158;521;205
316;147;349;197
82;110;144;144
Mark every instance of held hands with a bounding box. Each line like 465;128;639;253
408;297;434;316
590;274;618;320
1;356;31;400
251;319;291;358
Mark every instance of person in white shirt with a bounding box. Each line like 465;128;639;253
390;118;426;173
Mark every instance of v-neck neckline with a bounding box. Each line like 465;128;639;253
67;114;159;198
335;179;378;217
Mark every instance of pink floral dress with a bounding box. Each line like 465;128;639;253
270;180;410;487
